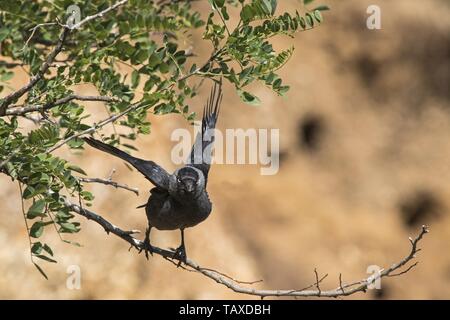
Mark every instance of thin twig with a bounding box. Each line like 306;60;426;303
283;273;328;296
78;177;139;195
5;95;117;116
18;183;33;263
214;3;231;36
69;0;129;30
21;22;57;50
314;268;322;296
177;49;222;83
47;101;142;153
387;262;419;277
339;273;344;294
199;267;263;285
47;210;64;241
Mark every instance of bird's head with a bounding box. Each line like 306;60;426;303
178;167;198;194
170;166;204;199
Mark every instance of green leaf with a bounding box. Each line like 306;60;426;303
240;5;254;22
0;72;14;82
43;244;54;256
131;70;140;88
159;62;169;73
0;28;9;42
67;138;84;149
63;240;82;247
23;186;35;199
35;254;57;263
33;263;48;280
221;6;229;20
313;5;330;12
270;0;278;14
133;49;149;65
31;242;43;254
56;210;73;220
80;191;94;201
59;222;79;233
213;0;225;8
305;13;314;27
27;199;46;219
314;10;323;23
30;221;45;238
66;164;87;175
122;143;138;151
29;172;50;184
148;53;162;68
238;90;261;106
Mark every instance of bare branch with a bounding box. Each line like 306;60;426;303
69;0;129;30
63;199;429;299
314;268;322;296
198;267;263;285
79;177;139;196
63;199;177;259
21;22;58;50
177;49;222;82
5;95;117;116
339;273;344;294
47;101;142;153
387;262;419;278
282;272;328;296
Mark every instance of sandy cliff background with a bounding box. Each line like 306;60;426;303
0;0;449;299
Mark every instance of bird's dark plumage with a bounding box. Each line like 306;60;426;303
83;137;171;190
188;78;223;185
83;80;223;263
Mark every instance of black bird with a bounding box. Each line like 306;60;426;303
83;81;223;264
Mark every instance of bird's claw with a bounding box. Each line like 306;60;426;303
172;245;187;267
139;241;154;260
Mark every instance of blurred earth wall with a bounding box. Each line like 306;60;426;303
0;0;449;299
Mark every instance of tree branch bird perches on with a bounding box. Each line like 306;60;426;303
65;198;430;299
84;80;223;265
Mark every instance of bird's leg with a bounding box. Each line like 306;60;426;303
173;228;187;266
139;226;154;260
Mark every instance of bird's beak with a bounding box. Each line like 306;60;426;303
186;183;194;193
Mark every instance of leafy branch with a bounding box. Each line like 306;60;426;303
0;0;329;279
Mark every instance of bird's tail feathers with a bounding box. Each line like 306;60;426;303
203;78;223;132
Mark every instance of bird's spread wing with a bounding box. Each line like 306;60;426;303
83;137;170;190
188;79;223;183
